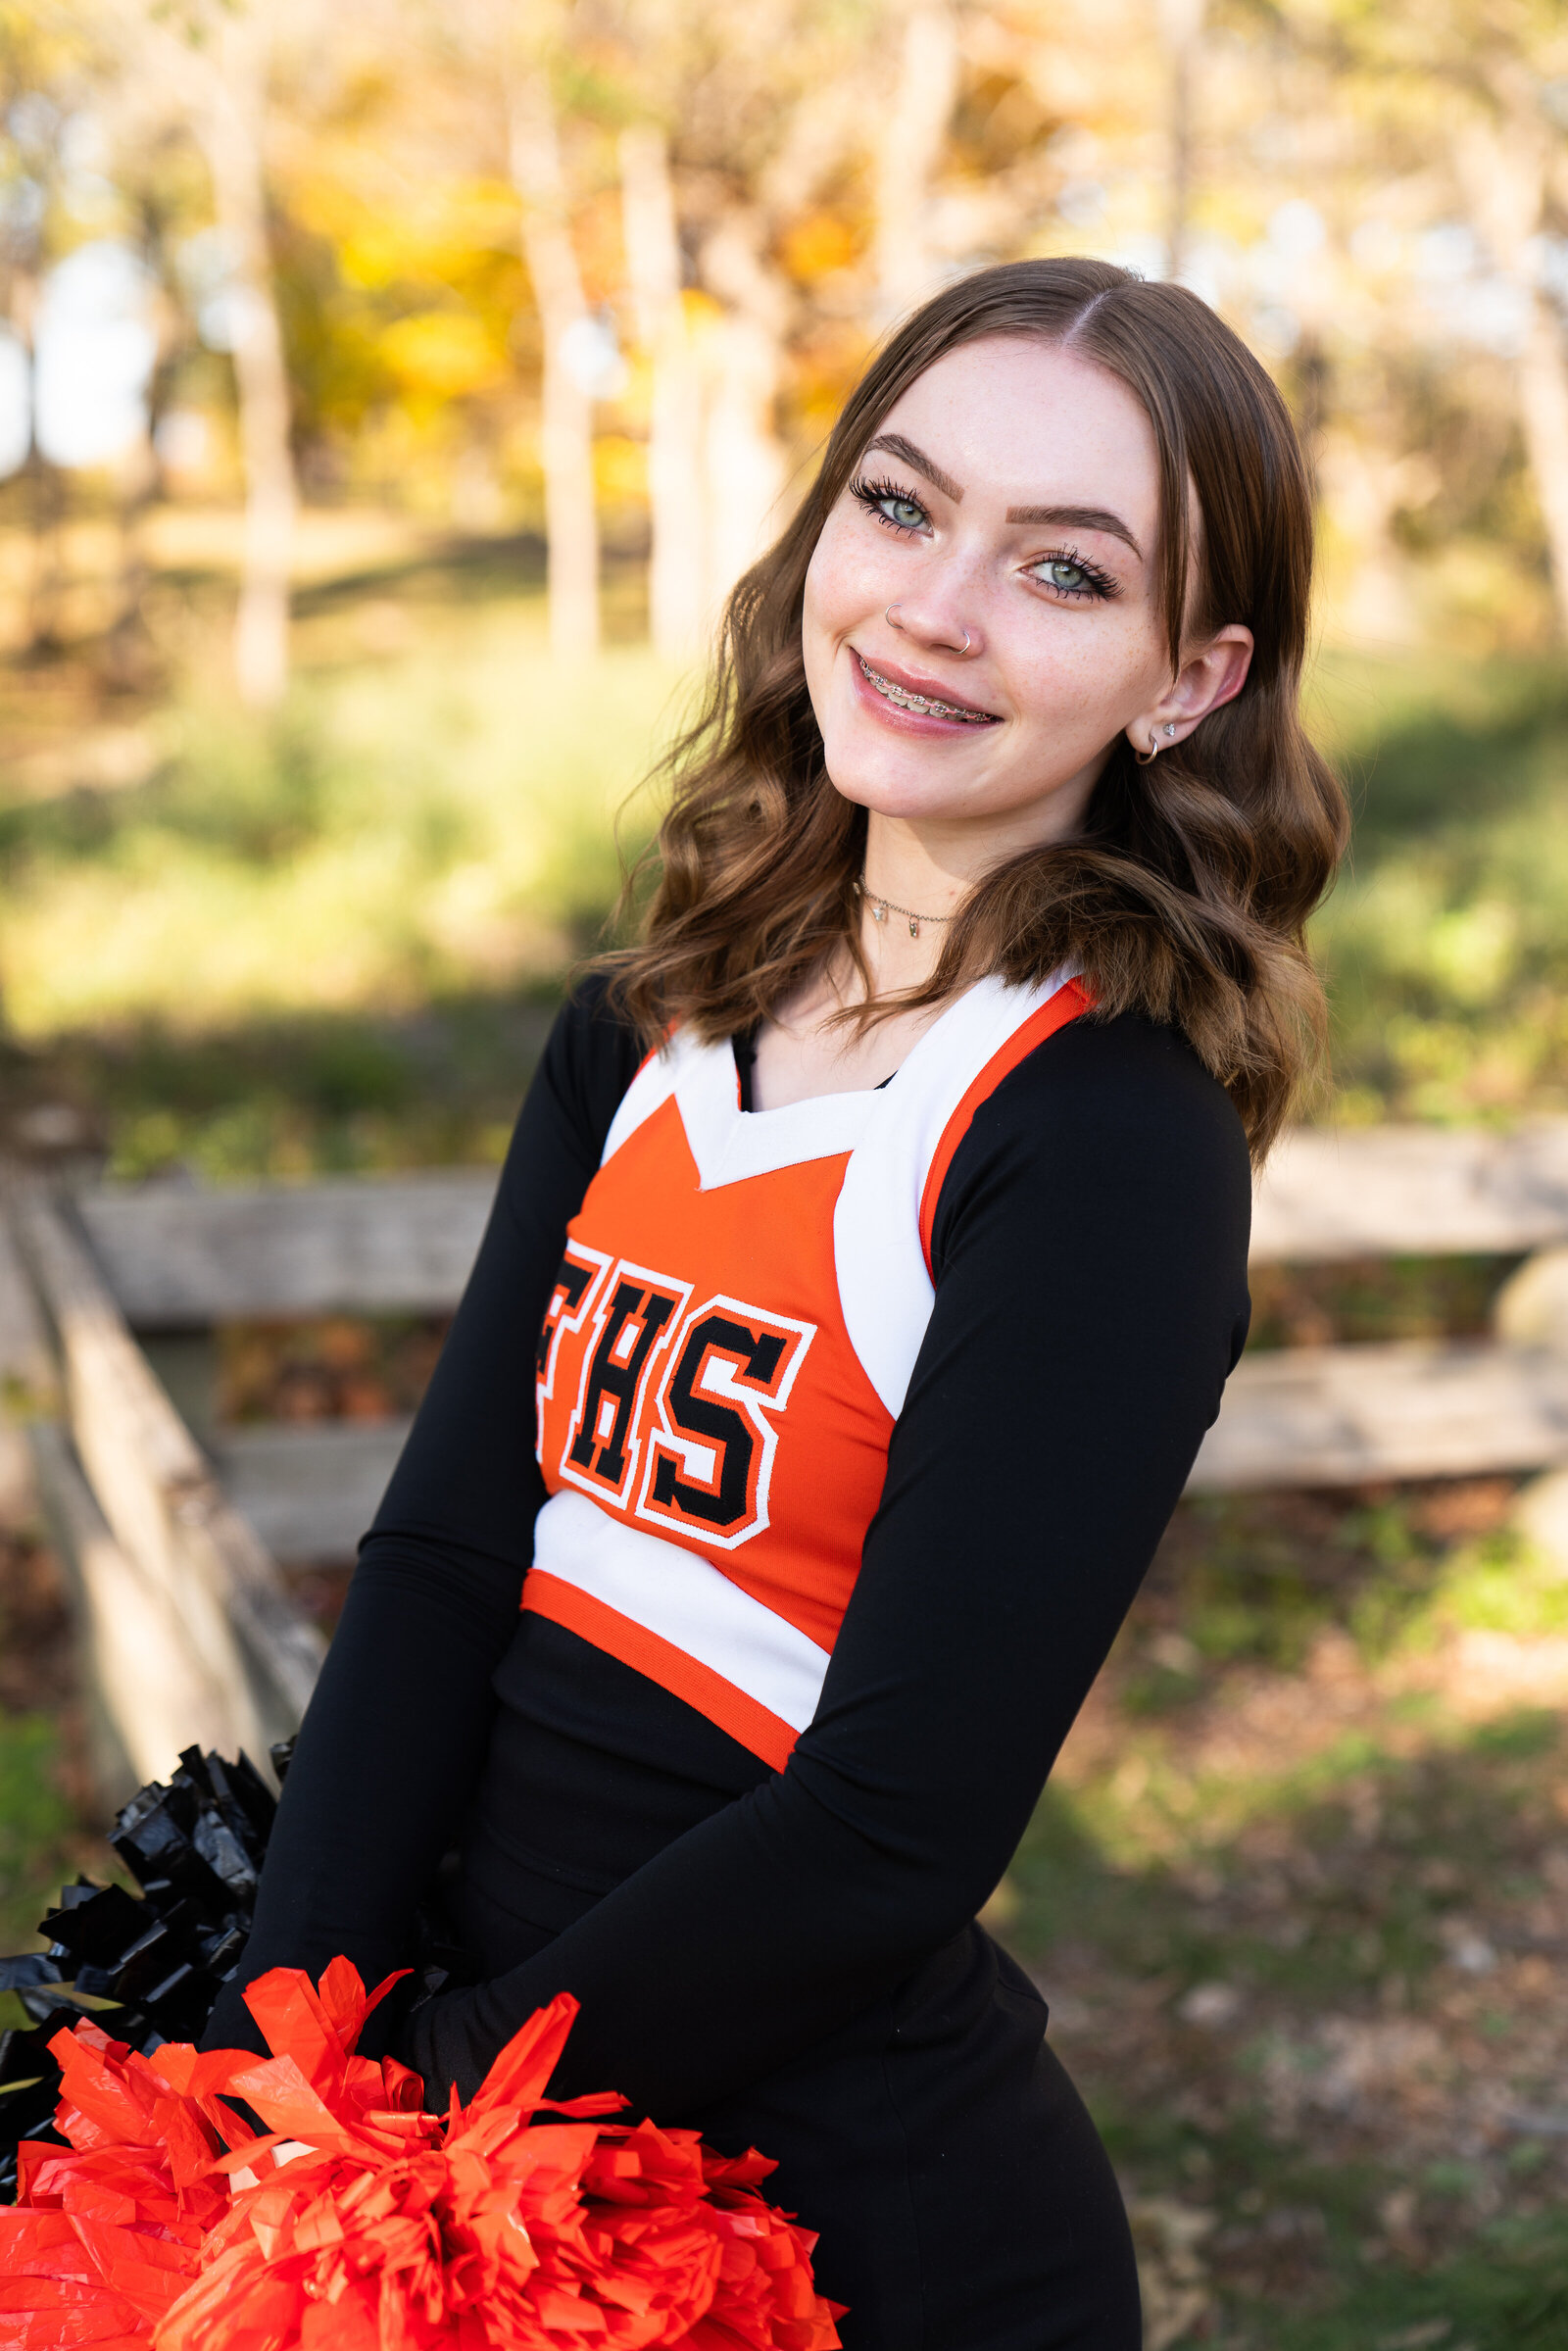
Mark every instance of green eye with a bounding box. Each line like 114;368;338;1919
850;476;931;534
1030;550;1116;601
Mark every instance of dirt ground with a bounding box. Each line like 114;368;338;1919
1011;1479;1568;2348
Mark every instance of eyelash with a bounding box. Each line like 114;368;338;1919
850;475;929;535
847;475;1120;603
1030;544;1120;603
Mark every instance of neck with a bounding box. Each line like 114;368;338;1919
859;817;968;982
855;825;963;998
860;813;974;917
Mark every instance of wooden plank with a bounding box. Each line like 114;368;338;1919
78;1170;496;1326
202;1333;1568;1562
28;1422;211;1804
0;1204;54;1400
5;1180;324;1749
1251;1120;1568;1263
216;1418;411;1561
0;1425;35;1532
65;1121;1568;1333
1191;1338;1568;1491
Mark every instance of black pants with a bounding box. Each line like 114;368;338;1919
459;1876;1140;2351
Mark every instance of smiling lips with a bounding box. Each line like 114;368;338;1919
855;652;1000;725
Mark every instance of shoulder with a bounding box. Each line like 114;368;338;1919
537;968;652;1149
929;1008;1251;1275
492;971;650;1219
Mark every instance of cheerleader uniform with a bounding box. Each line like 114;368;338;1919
206;971;1251;2350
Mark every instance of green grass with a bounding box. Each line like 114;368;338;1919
32;992;562;1181
1;618;675;1038
992;1468;1568;2342
1104;1487;1567;1706
1013;1703;1556;1997
0;584;689;1172
7;608;1568;1172
0;1715;77;1951
1307;650;1568;1122
1287;2256;1568;2351
1006;1695;1568;2345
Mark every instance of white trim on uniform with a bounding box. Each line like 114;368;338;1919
597;968;1075;1421
603;1027;881;1184
833;971;1077;1419
530;1487;832;1732
601;1038;689;1165
675;1041;879;1188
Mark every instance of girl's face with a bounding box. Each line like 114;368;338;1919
801;334;1252;861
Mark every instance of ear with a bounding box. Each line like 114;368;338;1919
1124;624;1254;759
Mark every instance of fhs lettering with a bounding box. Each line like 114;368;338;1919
565;1262;689;1505
537;1248;813;1547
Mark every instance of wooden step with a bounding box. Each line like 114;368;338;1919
216;1418;413;1561
1193;1338;1568;1491
68;1115;1568;1335
208;1335;1568;1566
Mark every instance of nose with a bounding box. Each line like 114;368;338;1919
885;593;982;659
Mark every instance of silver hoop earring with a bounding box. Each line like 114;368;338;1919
1134;731;1158;766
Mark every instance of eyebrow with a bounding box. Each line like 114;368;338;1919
862;433;964;503
1005;502;1143;558
861;434;1143;561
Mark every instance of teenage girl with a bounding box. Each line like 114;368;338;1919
209;258;1348;2348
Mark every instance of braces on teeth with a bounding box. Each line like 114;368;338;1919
858;654;995;723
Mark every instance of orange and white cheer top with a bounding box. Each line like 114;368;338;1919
529;970;1090;1770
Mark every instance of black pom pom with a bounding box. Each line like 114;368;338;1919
0;1746;279;2202
0;1731;466;2204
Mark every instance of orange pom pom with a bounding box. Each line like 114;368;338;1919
0;1965;844;2351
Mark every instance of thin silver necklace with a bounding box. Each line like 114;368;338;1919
856;874;959;941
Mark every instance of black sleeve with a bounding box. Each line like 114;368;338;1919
398;1013;1252;2113
202;977;647;2052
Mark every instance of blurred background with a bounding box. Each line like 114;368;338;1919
7;0;1568;2342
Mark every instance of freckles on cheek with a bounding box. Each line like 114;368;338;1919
808;518;887;636
1013;637;1119;730
1025;620;1157;729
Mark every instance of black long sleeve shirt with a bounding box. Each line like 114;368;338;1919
207;982;1251;2119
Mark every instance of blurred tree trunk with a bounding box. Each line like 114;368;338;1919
11;269;66;660
130;0;298;707
199;61;296;709
23;444;65;660
619;124;706;663
698;214;787;608
103;436;158;693
1456;97;1568;641
1156;0;1204;281
106;203;181;694
510;73;600;662
871;0;958;323
1518;300;1568;641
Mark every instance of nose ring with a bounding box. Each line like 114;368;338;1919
884;603;972;655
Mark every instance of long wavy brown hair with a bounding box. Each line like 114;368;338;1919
604;258;1348;1157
